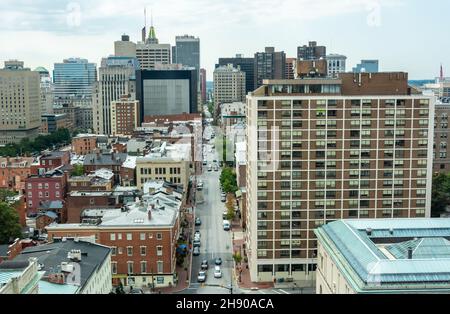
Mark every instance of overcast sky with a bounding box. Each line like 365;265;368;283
0;0;447;81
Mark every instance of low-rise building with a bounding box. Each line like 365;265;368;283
220;102;246;129
68;169;114;192
72;134;103;155
0;258;42;294
24;167;67;214
315;219;450;294
13;239;112;294
47;187;181;289
83;152;128;185
136;142;191;192
0;157;35;192
31;151;71;175
36;200;65;226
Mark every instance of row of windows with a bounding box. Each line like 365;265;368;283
110;232;163;241
111;260;164;275
111;245;163;257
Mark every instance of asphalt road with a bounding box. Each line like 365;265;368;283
180;140;238;295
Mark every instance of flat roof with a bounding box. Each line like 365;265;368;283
315;219;450;293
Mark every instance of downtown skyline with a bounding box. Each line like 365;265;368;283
0;0;448;80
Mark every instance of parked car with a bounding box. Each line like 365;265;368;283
195;231;201;238
197;271;207;283
223;220;231;231
193;239;201;248
129;288;144;294
221;195;226;202
207;164;212;172
202;161;207;166
193;247;200;256
201;260;209;270
215;258;222;266
195;217;202;226
214;266;222;279
214;164;219;172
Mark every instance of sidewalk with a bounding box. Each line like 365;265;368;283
232;228;274;290
152;264;190;294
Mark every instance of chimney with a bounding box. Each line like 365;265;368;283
366;228;372;236
47;273;66;285
407;247;413;260
148;209;152;221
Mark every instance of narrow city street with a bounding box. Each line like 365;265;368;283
180;127;239;294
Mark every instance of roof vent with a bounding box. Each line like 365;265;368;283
389;228;394;235
407;247;413;260
366;228;372;236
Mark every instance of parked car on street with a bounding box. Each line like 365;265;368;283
195;217;202;226
197;271;207;283
223;220;231;231
193;247;200;256
214;266;222;278
201;260;209;270
215;258;222;265
193;239;201;248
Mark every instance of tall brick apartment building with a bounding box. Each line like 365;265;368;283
245;71;435;285
46;187;181;289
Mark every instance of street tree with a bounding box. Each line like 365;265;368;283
0;202;22;244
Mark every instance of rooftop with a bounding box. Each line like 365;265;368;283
48;190;180;230
83;153;128;166
137;143;191;162
13;239;110;292
315;219;450;293
38;200;64;211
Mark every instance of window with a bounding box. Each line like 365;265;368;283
127;262;134;274
127;233;132;241
118;233;122;240
110;234;116;241
157;246;163;256
111;247;117;256
112;262;117;275
127;246;133;256
140;233;146;241
141;261;147;274
157;233;162;240
140;246;147;256
157;261;164;273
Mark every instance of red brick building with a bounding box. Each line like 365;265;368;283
66;191;116;223
83;152;128;185
24;168;67;214
0;157;35;192
72;134;98;155
47;190;181;288
31;151;70;175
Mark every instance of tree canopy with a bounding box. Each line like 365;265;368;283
220;167;238;194
0;202;22;244
0;128;71;157
432;173;450;217
71;164;85;177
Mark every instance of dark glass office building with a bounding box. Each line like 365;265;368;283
136;69;198;121
216;55;255;94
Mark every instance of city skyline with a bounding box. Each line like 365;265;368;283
0;0;448;81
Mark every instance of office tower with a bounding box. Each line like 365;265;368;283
200;68;207;105
0;61;41;144
217;54;255;94
136;68;198;118
326;54;347;78
285;58;297;79
53;58;97;101
254;47;286;89
297;41;327;60
353;60;379;73
172;35;200;74
111;95;140;136
35;67;54;115
245;72;434;285
136;24;171;70
433;100;450;173
114;34;137;58
93;56;139;135
214;64;246;109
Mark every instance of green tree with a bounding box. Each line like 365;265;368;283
233;252;243;264
0;189;18;202
71;164;85;177
432;173;450;217
0;202;22;244
226;197;236;221
220;168;238;194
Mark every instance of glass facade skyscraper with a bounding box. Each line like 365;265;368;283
53;58;97;101
172;35;200;76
